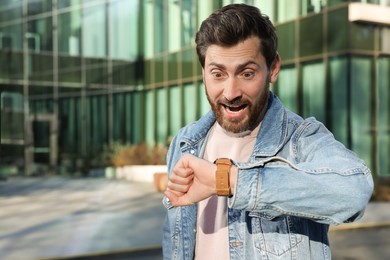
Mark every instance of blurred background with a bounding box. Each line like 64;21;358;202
0;0;390;259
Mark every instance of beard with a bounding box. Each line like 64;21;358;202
206;86;270;134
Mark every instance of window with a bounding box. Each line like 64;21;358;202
299;14;323;57
275;66;298;113
145;90;155;145
168;0;180;52
302;61;325;123
277;0;299;23
183;83;197;124
156;87;168;145
181;0;195;47
350;57;372;169
82;4;106;58
377;57;390;176
330;57;348;144
58;10;81;55
109;0;138;60
169;85;182;137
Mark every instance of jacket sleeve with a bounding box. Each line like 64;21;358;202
228;118;374;225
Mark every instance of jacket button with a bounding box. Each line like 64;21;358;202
231;241;242;247
190;149;195;154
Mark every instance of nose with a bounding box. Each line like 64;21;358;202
223;78;242;101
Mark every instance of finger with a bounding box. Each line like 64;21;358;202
167;179;192;193
165;190;194;207
170;172;194;185
172;166;194;178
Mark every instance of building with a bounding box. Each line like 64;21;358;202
0;0;389;178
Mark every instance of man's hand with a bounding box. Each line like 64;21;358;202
165;154;216;207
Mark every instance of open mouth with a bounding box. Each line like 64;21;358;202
223;104;248;113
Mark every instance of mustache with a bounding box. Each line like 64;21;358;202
219;96;248;106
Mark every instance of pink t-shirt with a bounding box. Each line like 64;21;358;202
194;122;260;259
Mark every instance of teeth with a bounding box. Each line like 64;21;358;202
226;105;246;112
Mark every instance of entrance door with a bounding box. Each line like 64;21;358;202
26;114;57;175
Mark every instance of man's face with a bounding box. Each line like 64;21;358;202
203;36;280;133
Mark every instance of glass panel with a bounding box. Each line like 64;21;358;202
27;17;53;52
0;51;23;80
58;55;81;83
85;58;107;85
29;53;53;82
82;4;106;58
181;0;195;47
377;57;390;176
277;0;299;23
0;0;22;23
168;53;178;81
109;0;138;60
199;81;210;117
302;61;325;123
112;93;124;142
276;22;295;61
125;93;133;143
91;94;107;152
145;90;155;145
58;10;81;55
143;0;154;58
168;0;180;52
380;27;390;53
112;61;134;85
154;1;164;54
330;57;348;144
144;60;153;85
299;14;323;57
33;121;50;163
58;0;81;9
1;92;24;140
184;83;196;124
301;0;326;15
156;87;168;145
0;23;23;50
169;85;181;137
28;0;52;16
197;0;213;29
182;49;194;79
350;57;372;169
133;91;143;144
350;23;375;51
327;8;348;53
253;0;275;22
155;56;164;83
275;66;298;113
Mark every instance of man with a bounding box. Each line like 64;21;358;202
162;4;373;260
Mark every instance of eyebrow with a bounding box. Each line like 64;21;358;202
208;61;260;72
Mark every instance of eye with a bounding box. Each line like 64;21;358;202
241;71;255;79
211;70;225;79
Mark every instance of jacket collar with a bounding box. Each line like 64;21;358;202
179;92;288;157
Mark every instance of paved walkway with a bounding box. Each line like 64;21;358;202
0;177;166;260
1;177;389;260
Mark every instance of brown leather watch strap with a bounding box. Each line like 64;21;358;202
214;158;232;196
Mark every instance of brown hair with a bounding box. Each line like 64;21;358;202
195;4;278;69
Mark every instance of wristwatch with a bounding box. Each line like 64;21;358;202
214;158;233;196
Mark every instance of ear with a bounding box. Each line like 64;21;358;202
269;53;280;84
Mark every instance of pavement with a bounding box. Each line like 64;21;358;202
0;176;390;260
0;177;166;260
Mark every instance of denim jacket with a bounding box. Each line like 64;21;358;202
162;93;373;260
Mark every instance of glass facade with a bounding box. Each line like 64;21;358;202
1;0;389;178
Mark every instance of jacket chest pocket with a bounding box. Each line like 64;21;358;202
249;211;302;257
